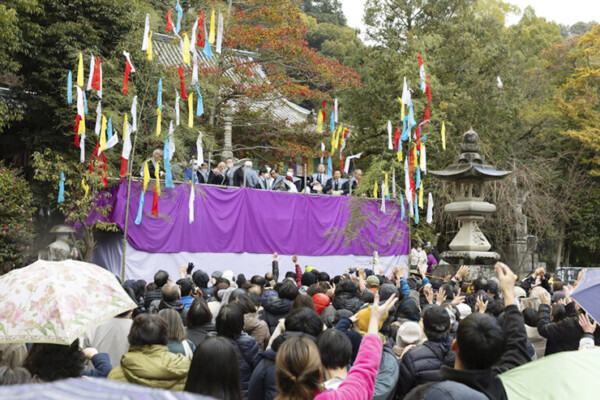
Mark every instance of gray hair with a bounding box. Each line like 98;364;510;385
153;149;163;157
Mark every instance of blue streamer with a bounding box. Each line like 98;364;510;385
135;194;144;225
203;24;213;59
83;91;88;115
414;193;419;224
330;111;335;133
58;171;65;204
327;156;332;177
157;78;163;111
400;193;405;220
416;166;421;189
175;0;183;35
67;71;72;104
106;117;112;140
408;101;417;128
195;84;204;117
163;137;174;188
401;116;409;141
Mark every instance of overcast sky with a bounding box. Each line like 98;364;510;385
340;0;599;33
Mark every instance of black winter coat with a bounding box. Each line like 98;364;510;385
405;304;531;400
537;302;582;355
396;339;456;397
247;348;278;400
144;288;163;309
261;297;293;334
332;292;364;313
228;333;261;397
186;322;216;347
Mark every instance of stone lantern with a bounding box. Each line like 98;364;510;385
430;129;510;265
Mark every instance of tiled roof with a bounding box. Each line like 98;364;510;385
152;33;311;125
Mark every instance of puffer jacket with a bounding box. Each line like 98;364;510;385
396;339;456;397
245;312;271;351
373;344;399;400
228;332;261;397
107;345;190;391
332;292;363;313
248;348;278;400
262;296;293;334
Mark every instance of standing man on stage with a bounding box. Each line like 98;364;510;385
140;149;164;178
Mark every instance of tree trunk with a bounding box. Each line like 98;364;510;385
555;222;565;269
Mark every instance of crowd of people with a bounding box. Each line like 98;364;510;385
143;149;363;195
1;255;599;399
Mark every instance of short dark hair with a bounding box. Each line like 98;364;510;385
278;280;299;300
486;280;499;296
22;340;85;382
552;304;567;322
216;302;244;339
317;272;330;283
285;271;297;280
260;167;268;175
176;278;193;296
301;272;317;287
292;294;316;312
233;293;257;314
317;329;352;369
307;283;327;297
456;313;505;370
187;298;213;328
472;277;487;292
335;279;358;296
284;308;323;336
154;270;169;287
251;275;267;287
128;314;168;346
236;274;247;288
185;337;242;399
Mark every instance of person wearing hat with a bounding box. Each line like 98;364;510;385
405;262;530;400
393;321;424;359
396;304;455;397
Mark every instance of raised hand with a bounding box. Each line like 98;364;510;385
578;313;597;334
476;295;489;313
179;265;187;278
273;252;278;260
451;289;466;305
292;255;298;264
424;284;434;305
368;292;398;335
436;288;447;306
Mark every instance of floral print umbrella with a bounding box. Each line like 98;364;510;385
0;260;137;345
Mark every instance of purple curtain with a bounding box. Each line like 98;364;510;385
90;182;409;256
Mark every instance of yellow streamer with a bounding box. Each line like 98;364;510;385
143;160;150;192
147;32;153;61
78;114;86;135
441;121;446;150
100;115;107;152
209;9;216;44
123;113;128;139
412;146;417;168
155;160;161;196
419;184;424;209
335;124;343;150
77;52;84;87
156;107;162;137
188;92;194;128
399;98;405;120
373;180;378;199
316;111;323;133
382;171;389;196
81;178;89;198
397;149;402;163
182;33;191;65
